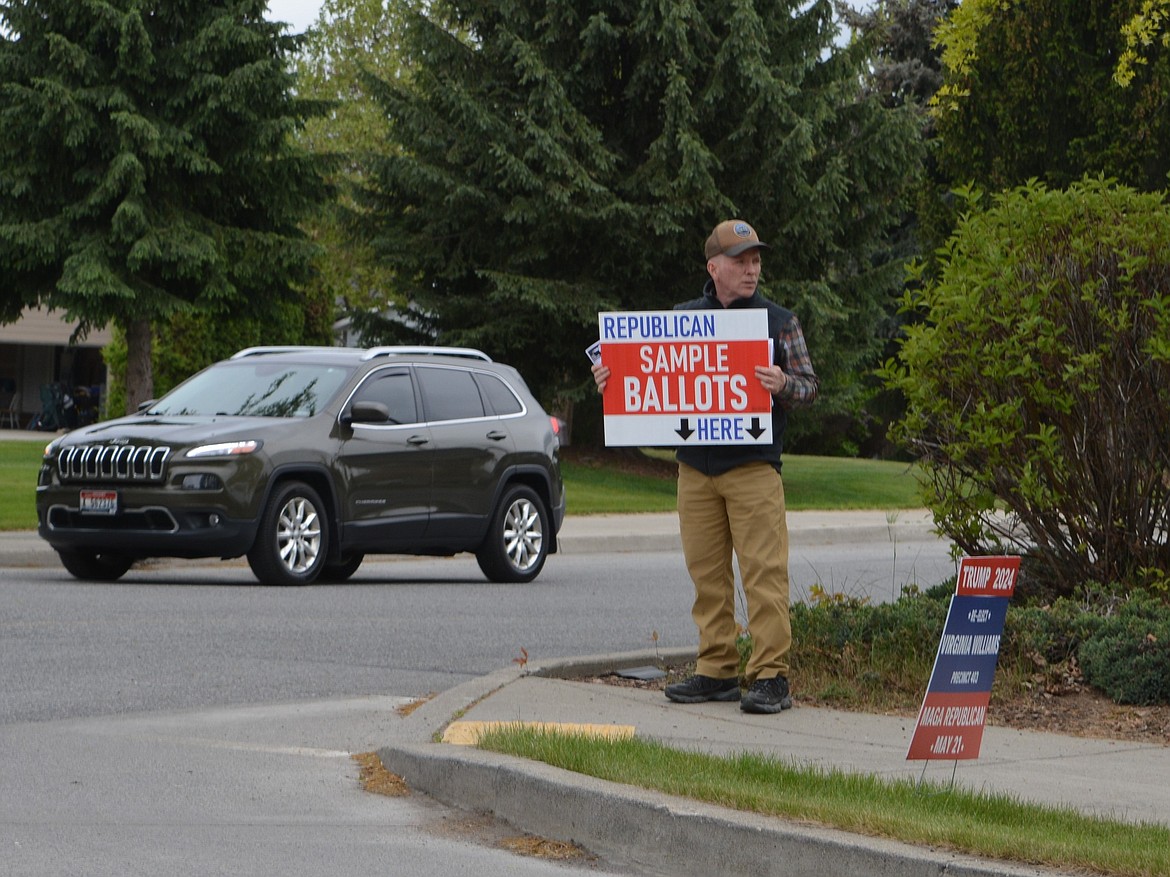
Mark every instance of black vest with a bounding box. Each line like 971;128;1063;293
672;283;792;476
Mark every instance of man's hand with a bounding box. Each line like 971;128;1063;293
755;364;788;396
592;362;610;394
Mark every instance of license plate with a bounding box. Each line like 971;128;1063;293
80;489;118;515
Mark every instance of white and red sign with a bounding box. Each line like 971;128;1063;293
597;310;772;446
907;556;1020;761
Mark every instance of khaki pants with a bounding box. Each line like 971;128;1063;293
677;461;792;681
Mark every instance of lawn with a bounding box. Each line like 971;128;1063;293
0;440;44;530
561;448;923;514
479;726;1170;877
0;440;925;530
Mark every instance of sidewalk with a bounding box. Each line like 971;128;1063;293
382;651;1170;877
373;511;1166;876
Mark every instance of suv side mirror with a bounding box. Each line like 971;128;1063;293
344;401;390;425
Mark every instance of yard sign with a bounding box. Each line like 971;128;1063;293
907;556;1020;761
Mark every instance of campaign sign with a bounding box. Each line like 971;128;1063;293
907;556;1019;761
597;310;772;446
956;555;1020;598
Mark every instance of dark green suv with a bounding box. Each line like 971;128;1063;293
36;346;565;585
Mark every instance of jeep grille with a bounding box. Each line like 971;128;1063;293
57;444;171;483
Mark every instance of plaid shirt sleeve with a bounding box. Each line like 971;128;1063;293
773;313;818;409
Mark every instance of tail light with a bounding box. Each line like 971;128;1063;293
549;416;566;446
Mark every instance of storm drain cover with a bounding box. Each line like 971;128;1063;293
614;665;667;681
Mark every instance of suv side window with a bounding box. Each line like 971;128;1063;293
351;368;419;425
475;373;524;416
416;366;485;422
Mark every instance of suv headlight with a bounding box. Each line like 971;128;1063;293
185;440;262;458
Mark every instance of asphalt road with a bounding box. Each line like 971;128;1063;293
1;542;956;875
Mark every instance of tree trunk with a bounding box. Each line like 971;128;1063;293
123;317;154;415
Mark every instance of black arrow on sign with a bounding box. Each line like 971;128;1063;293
676;418;694;440
746;417;766;439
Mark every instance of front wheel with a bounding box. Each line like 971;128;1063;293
247;481;329;586
57;549;133;581
318;553;364;583
475;485;549;583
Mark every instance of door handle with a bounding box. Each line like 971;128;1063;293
486;430;507;441
407;435;430;446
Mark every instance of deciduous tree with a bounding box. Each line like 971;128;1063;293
882;181;1170;594
292;0;413;324
933;0;1170;193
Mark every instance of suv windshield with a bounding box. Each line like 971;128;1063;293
149;362;353;418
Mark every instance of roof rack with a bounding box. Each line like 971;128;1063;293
362;346;492;362
230;346;339;359
228;345;493;363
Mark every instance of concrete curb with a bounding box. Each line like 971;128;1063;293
378;651;1061;877
1;510;940;569
382;744;1055;877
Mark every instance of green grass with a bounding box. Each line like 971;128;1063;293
560;459;679;514
779;455;923;510
0;440;44;530
563;451;924;515
0;441;925;530
478;726;1170;877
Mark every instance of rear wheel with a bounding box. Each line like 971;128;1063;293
475;485;549;583
56;549;133;582
247;481;328;586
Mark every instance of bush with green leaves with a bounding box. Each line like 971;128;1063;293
781;579;1170;708
881;180;1170;597
1001;596;1101;668
790;586;949;704
101;294;333;417
1078;593;1170;705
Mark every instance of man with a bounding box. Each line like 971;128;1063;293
593;219;818;714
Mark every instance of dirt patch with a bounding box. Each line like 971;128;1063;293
360;769;603;866
499;836;596;862
353;752;410;797
395;693;436;718
986;688;1170;744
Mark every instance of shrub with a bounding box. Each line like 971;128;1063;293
787;580;1170;709
881;180;1170;597
1002;598;1100;667
1079;594;1170;705
792;587;949;705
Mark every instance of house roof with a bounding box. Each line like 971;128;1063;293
0;308;114;347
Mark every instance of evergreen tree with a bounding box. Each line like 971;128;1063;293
835;0;956;455
0;0;329;411
837;0;955;113
359;0;922;445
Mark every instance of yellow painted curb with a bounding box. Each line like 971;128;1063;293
442;720;636;746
